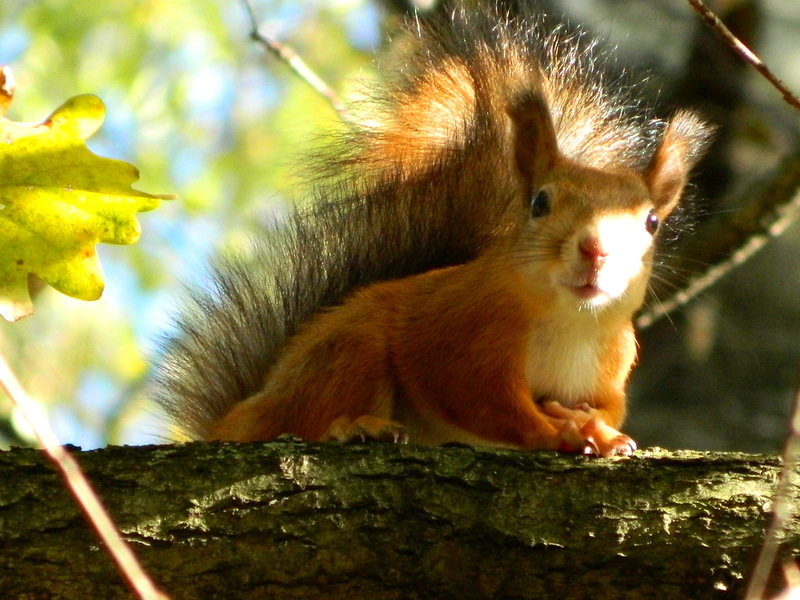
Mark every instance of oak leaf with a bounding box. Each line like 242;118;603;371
0;66;170;321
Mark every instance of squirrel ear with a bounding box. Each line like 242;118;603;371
507;91;559;185
645;110;714;215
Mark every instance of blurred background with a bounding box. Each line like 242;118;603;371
0;0;798;452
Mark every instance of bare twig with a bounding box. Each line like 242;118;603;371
744;372;800;600
687;0;800;111
0;354;169;600
240;0;350;121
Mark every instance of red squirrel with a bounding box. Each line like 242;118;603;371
154;6;712;457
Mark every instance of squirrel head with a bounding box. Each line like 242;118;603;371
505;94;713;317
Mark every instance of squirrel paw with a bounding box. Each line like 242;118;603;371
322;415;409;445
579;417;637;457
577;417;637;457
543;401;637;457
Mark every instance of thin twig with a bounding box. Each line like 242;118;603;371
0;354;169;600
686;0;800;111
744;372;800;600
240;0;350;121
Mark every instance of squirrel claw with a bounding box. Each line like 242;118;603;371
580;418;637;457
323;415;408;445
580;436;601;456
572;433;635;457
548;403;637;457
603;434;637;457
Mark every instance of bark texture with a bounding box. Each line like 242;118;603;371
0;441;797;600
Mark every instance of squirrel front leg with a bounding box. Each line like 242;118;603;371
536;330;637;457
541;399;635;457
397;367;603;452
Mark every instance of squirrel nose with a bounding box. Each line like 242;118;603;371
578;236;608;263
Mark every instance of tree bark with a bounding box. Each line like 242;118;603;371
0;441;796;600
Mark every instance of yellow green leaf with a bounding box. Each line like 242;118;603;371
0;69;171;321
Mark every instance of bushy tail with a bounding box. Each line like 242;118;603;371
153;158;516;439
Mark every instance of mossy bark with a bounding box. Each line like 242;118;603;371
0;441;796;599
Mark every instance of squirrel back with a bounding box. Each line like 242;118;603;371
154;6;711;450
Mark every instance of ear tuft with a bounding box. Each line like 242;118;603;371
507;91;560;187
645;110;715;215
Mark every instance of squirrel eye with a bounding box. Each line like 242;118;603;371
645;209;659;235
530;189;551;218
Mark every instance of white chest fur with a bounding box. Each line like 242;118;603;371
524;316;607;407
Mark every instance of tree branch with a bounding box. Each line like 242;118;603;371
239;0;351;121
1;441;796;599
686;0;800;111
